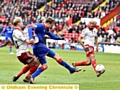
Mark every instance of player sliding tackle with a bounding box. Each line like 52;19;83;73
72;21;105;77
12;17;40;82
28;17;82;84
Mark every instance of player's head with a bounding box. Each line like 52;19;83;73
45;17;55;29
88;20;95;29
13;17;23;28
8;23;13;27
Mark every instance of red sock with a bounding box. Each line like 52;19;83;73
25;65;38;79
75;61;87;66
40;66;45;71
57;58;63;63
91;60;97;73
17;65;30;77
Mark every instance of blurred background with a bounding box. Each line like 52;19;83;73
0;0;120;53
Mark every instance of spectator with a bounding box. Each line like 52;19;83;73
110;35;116;43
102;35;107;42
116;37;120;43
107;27;114;35
98;35;103;42
116;20;120;27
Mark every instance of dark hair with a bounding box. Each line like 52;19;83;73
45;17;55;24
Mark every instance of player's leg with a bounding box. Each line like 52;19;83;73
89;54;99;76
0;37;9;47
13;52;40;82
72;52;91;67
89;54;97;72
13;65;30;82
29;46;49;84
88;46;98;75
9;45;14;54
0;37;14;54
47;49;82;74
30;57;48;84
0;40;8;47
90;54;105;77
8;38;14;54
13;61;39;82
23;56;40;82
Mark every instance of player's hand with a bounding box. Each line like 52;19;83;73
29;39;35;44
96;47;98;52
26;39;34;44
60;37;65;40
60;34;65;40
34;37;39;44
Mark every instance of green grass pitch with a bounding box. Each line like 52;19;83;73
0;46;120;90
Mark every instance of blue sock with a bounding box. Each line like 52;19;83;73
10;47;12;53
32;67;43;78
59;60;73;71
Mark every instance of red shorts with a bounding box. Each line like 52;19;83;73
17;51;35;65
85;45;94;57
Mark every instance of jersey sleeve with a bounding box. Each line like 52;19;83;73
81;29;87;37
28;26;34;40
46;32;61;40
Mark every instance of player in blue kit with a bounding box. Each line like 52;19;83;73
0;23;14;54
28;17;82;84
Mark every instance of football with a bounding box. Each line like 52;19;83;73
95;64;105;73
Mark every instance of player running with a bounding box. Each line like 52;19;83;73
0;23;14;54
12;17;40;82
28;17;82;84
72;21;105;77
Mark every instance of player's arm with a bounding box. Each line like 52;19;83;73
20;34;35;44
78;36;84;48
28;26;38;44
25;39;35;44
14;31;35;44
78;35;88;51
0;28;6;36
95;36;98;52
28;23;38;39
46;32;63;40
28;26;34;40
78;29;88;52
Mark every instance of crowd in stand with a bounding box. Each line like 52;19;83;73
99;12;120;44
0;0;120;44
97;25;120;43
116;13;120;27
87;0;120;18
51;0;105;23
51;0;120;44
0;0;50;32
